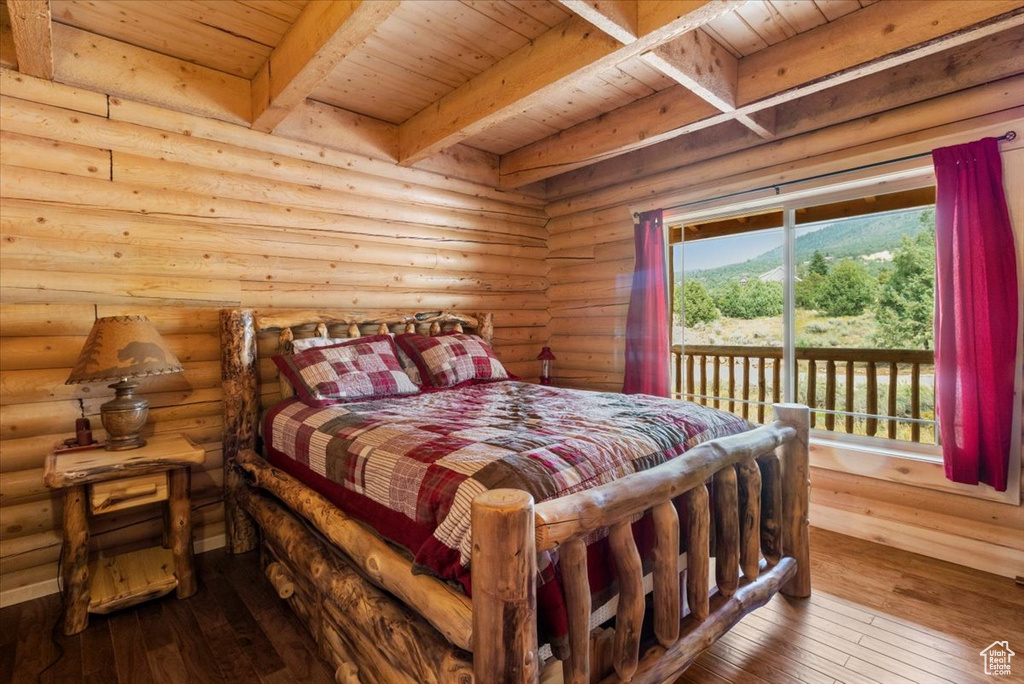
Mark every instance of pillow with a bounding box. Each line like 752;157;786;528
273;335;419;406
395;333;508;388
280;335;422;397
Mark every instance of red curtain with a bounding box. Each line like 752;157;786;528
933;137;1019;491
623;209;669;397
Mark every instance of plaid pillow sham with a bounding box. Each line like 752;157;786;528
273;335;419;406
280;335;422;398
395;333;508;388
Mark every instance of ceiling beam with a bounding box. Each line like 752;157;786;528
555;0;637;43
499;1;1024;188
640;29;736;111
736;0;1023;107
543;28;1024;204
397;0;742;166
563;0;773;140
250;0;400;133
270;99;508;189
51;23;250;125
7;0;52;80
562;1;772;140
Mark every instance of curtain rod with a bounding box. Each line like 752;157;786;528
633;130;1017;219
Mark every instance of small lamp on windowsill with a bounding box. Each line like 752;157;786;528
65;315;184;451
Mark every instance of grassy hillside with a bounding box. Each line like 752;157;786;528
684;207;933;288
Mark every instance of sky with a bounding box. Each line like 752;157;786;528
681;229;782;273
679;224;827;273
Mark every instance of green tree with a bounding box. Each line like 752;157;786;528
874;226;935;349
715;280;783;319
817;259;875;316
679;280;718;326
795;271;825;309
808;250;830;276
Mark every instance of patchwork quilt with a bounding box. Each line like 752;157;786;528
263;380;752;647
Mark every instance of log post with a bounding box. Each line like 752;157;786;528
60;485;90;635
775;403;811;598
472;489;539;684
713;467;739;598
699;355;707;405
219;308;259;554
866;362;878;436
737;459;761;581
807;359;817;428
757;359;766;423
609;520;644;681
887;362;899;440
741;357;750;420
685;484;709;621
686;353;695;401
477;312;494;344
825;360;836;431
168;467;197;598
844;361;855;434
757;453;783;567
560;539;591;684
651;500;680;648
712;355;720;409
911;362;922;442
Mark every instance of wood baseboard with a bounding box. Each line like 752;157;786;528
0;533;226;608
809;503;1023;579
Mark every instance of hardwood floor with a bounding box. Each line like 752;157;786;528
2;528;1021;684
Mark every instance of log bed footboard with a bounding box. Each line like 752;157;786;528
219;308;811;684
473;405;810;684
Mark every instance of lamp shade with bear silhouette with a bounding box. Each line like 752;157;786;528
66;315;184;450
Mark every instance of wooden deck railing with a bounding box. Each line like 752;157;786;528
671;344;936;443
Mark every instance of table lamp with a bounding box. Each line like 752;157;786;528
65;315;184;451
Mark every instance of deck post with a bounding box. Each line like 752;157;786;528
472;489;539;684
219;308;260;553
774;403;811;597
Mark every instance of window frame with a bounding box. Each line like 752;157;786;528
668;165;1022;506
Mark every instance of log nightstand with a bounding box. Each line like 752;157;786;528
43;433;205;635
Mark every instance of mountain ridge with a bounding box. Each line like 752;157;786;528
683;208;933;288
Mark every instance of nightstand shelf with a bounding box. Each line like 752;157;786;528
44;433;205;635
88;546;178;614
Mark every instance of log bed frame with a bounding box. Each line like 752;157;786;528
219;308;811;684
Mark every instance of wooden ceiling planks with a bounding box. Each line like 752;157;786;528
769;1;828;34
468;58;677;155
49;0;303;79
464;0;569;37
812;0;863;22
309;0;561;125
235;0;306;24
703;0;855;57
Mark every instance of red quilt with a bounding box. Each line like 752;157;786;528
263;381;751;648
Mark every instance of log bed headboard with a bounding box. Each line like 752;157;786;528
218;308;494;551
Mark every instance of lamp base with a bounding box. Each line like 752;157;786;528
101;380;148;451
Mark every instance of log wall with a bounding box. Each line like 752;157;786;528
545;79;1024;578
0;69;550;604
